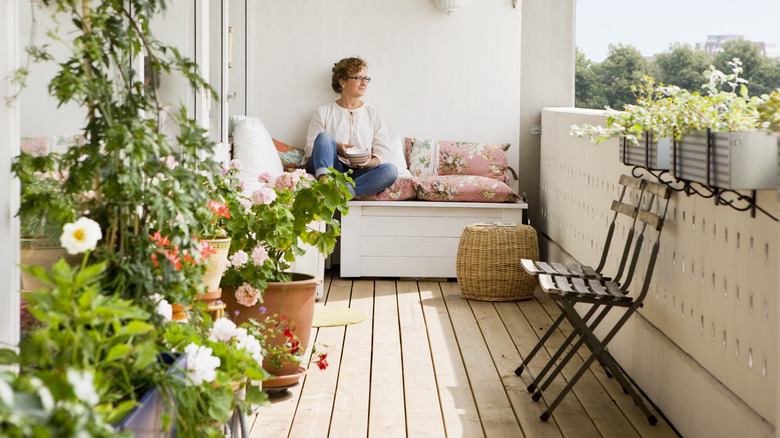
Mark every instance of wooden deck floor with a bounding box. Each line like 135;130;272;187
248;271;678;438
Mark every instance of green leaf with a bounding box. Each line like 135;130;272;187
0;349;19;365
105;344;133;361
118;320;155;336
245;385;269;407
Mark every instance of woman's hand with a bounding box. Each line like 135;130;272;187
337;142;353;158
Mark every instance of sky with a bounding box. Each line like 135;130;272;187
576;0;780;62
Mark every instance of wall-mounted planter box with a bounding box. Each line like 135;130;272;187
115;353;185;437
672;130;779;190
620;132;671;170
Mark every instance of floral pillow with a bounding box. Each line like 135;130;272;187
437;141;511;183
407;138;440;177
356;177;417;201
272;138;304;169
414;175;519;203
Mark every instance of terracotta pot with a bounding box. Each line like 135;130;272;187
222;273;322;384
170;303;190;322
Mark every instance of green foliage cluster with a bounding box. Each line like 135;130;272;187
576;40;780;110
221;169;352;291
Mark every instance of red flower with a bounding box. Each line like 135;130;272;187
207;200;231;219
284;326;295;342
290;340;300;355
199;240;216;260
317;353;328;370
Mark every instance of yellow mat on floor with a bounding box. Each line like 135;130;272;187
312;306;367;327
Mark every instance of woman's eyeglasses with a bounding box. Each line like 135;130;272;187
347;76;371;83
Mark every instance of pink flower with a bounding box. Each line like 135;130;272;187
229;250;249;267
257;172;276;184
229;159;243;170
238;197;253;212
251;187;277;205
207;200;230;218
251;245;269;266
235;282;262;307
274;172;298;191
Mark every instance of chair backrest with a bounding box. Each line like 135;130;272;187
594;175;647;283
621;180;672;300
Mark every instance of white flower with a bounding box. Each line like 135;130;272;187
60;217;102;255
209;318;238;342
229;159;243;170
66;369;100;406
184;343;220;385
149;293;172;322
237;333;264;365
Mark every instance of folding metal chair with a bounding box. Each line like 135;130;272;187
515;175;646;381
516;177;671;425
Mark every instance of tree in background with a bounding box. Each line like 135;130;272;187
576;40;780;109
575;48;607;109
714;39;780;96
654;43;712;91
593;44;653;110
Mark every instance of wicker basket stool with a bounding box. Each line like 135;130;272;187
456;223;539;301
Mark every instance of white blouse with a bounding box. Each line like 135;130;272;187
303;101;391;166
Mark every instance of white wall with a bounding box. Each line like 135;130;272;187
540;107;780;437
247;0;575;197
1;0;21;350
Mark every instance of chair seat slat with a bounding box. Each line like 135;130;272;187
550;262;572;275
535;261;561;275
605;281;632;302
579;264;600;279
553;276;578;297
571;277;591;295
586;279;612;299
521;259;542;276
538;274;557;292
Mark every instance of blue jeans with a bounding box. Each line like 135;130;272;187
306;132;398;197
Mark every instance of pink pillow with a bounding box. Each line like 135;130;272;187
356;177;417;201
414;175;519;202
437;141;511;183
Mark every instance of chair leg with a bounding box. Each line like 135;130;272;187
541;299;647;421
515;311;567;377
522;302;601;390
534;304;613;395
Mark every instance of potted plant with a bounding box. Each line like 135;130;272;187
670;60;776;190
219;167;351;386
3;217;273;436
571;75;676;170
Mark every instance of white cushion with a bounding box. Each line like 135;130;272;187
232;117;284;193
389;135;413;178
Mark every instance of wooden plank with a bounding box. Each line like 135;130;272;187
529;290;643;438
506;299;602;438
357;256;457;279
287;277;352;438
361;236;460;257
368;280;406;437
440;281;524;437
329;279;374;438
250;335;316;438
472;299;565;438
418;281;483;437
396;280;446;437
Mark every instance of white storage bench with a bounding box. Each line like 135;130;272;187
339;200;528;278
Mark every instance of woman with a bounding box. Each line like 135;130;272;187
304;57;398;198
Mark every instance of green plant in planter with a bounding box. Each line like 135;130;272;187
220;167;352;295
11;0;223;305
571;59;765;144
3;217;273;436
758;90;780;133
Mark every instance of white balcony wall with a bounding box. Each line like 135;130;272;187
540;107;780;438
244;0;574;207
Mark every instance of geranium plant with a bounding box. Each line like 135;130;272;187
220;167;352;295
